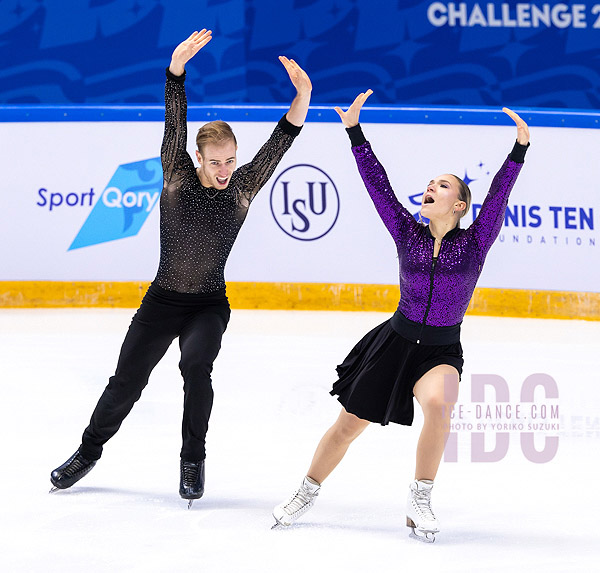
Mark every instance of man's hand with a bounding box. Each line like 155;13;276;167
502;107;530;145
169;29;213;76
280;56;312;127
279;56;312;98
334;90;373;129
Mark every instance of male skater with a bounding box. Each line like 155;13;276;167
50;29;312;507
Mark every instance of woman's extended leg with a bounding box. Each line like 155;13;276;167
272;408;369;526
412;364;460;480
307;407;370;484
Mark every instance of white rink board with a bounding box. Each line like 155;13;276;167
1;119;597;291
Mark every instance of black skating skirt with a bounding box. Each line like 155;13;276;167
330;316;464;426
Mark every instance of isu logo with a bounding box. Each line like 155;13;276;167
269;164;340;241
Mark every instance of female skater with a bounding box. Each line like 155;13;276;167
273;92;530;541
50;29;312;506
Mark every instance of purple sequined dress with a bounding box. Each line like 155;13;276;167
330;125;528;425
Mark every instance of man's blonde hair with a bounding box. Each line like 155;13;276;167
195;120;237;156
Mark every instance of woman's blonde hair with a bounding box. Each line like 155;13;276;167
451;174;471;218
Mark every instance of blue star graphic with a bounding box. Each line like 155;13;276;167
387;23;425;74
131;1;142;17
13;1;25;17
284;20;323;64
207;18;240;69
462;170;475;187
492;40;532;76
330;2;341;18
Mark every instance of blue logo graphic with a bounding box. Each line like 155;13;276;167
69;158;162;250
404;160;596;248
269;164;340;241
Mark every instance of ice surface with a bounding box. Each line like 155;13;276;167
0;309;598;572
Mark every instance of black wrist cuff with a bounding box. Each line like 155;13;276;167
278;114;303;137
166;67;186;83
346;124;367;147
509;140;530;163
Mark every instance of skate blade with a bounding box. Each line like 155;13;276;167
271;516;289;530
407;518;437;543
187;500;194;509
409;528;436;543
49;486;59;494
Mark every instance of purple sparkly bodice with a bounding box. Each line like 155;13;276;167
352;141;524;327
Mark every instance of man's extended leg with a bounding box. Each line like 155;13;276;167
79;298;180;461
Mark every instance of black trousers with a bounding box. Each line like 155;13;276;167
79;283;230;462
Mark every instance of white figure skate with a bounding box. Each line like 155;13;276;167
272;476;321;529
406;479;439;543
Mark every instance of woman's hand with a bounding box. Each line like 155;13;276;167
502;107;530;145
169;29;213;76
334;90;373;128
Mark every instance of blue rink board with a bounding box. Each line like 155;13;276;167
1;104;599;129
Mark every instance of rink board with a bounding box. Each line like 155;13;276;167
1;107;598;317
1;280;599;321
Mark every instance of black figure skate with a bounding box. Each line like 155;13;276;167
179;459;205;509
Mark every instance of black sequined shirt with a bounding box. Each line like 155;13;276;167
156;68;301;293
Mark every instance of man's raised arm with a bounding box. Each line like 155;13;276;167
279;56;312;127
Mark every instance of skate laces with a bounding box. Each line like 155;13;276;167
181;462;199;486
283;483;317;516
411;487;436;520
63;454;88;477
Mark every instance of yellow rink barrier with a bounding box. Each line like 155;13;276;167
0;281;598;320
